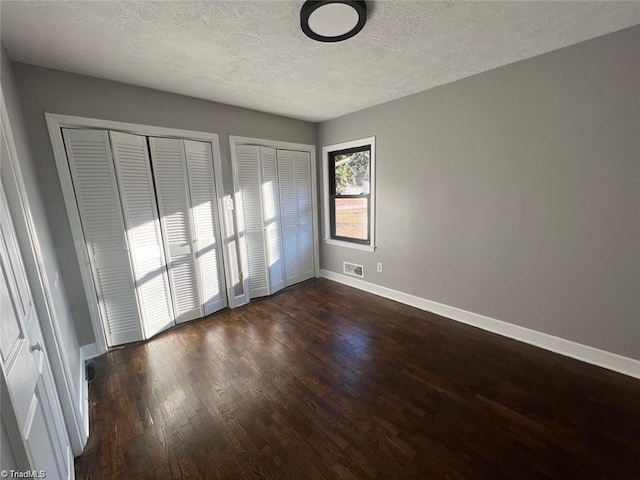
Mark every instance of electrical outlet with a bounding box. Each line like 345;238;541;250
377;262;383;273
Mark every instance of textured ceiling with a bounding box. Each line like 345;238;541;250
1;1;639;122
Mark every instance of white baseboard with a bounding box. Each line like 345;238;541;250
81;369;89;447
66;445;73;480
78;343;97;449
80;342;99;361
320;269;640;379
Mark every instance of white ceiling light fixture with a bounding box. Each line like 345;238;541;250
301;1;367;43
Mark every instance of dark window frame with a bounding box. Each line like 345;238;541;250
328;144;371;245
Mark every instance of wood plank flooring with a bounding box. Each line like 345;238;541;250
75;278;640;479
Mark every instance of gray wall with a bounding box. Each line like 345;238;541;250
1;47;83;406
318;26;640;360
13;62;316;346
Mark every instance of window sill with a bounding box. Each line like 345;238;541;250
324;238;375;252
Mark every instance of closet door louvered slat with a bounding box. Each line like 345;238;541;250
148;137;202;324
236;145;269;298
277;149;314;287
260;147;286;294
184;140;227;315
277;150;299;286
236;145;315;298
62;128;143;346
294;151;315;282
109;131;174;338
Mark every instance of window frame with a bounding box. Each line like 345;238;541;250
322;136;376;252
328;145;371;244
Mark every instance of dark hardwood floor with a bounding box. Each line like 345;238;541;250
75;278;640;479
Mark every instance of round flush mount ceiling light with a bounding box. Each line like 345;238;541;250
301;1;367;43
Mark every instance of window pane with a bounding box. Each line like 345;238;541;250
334;197;368;240
333;149;370;195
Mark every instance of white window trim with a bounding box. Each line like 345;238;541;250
322;136;376;252
229;135;320;306
45;113;235;356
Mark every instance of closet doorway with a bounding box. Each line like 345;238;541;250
47;115;241;354
230;136;319;304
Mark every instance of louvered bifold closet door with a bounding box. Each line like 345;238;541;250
259;147;285;294
184;140;227;315
148;137;202;324
293;151;314;282
236;145;269;298
109;131;174;338
62;128;143;346
277;150;299;286
277;149;314;287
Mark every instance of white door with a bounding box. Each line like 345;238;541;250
236;145;270;298
184;140;227;314
62;128;143;346
0;185;73;480
235;145;287;298
109;132;175;338
293;150;315;283
148;137;202;324
258;146;286;294
277;150;314;287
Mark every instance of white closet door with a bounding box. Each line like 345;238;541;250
236;145;269;298
148;137;202;324
184;140;227;315
259;147;286;294
109;131;174;339
294;151;315;282
62;128;143;346
277;150;299;286
0;186;71;480
278;149;314;287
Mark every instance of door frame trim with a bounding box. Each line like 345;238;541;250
229;135;319;305
45;113;233;355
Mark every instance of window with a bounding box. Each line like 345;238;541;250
323;137;375;251
329;146;370;242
